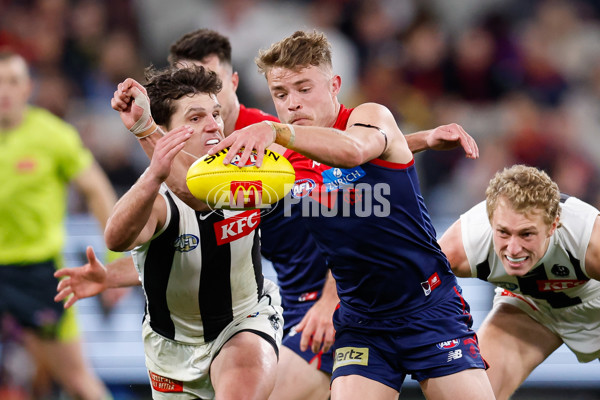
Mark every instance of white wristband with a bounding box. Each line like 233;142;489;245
129;87;154;136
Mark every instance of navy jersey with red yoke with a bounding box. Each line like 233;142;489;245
258;106;354;328
293;105;460;318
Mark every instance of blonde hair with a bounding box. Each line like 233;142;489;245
485;164;561;226
256;30;332;77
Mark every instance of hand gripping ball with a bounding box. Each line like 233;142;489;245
186;148;295;209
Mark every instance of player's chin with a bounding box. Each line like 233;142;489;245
502;261;531;276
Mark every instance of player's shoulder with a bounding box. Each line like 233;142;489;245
558;195;599;233
237;104;278;128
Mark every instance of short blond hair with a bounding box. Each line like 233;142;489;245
485;165;561;226
256;30;332;77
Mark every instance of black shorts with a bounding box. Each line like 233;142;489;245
0;260;65;339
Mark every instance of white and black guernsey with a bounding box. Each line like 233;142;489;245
461;195;600;309
132;186;263;344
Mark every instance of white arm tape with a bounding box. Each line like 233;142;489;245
129;87;153;135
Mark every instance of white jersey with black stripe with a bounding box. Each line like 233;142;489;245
461;196;600;309
132;186;264;344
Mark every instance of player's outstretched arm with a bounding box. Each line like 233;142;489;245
210;102;411;168
404;123;479;159
54;247;140;309
295;271;339;353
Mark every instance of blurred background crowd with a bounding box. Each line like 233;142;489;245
3;0;600;215
2;0;600;398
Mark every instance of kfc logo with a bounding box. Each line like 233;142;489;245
214;209;260;245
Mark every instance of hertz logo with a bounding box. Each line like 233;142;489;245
333;347;369;371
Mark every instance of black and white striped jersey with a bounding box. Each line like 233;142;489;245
132;187;264;344
461;196;600;309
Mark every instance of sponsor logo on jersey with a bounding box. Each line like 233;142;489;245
292;178;316;198
298;291;319;302
537;279;587;291
322;166;365;192
421;272;441;296
16;158;37;172
173;234;199;252
214;209;260;245
551;264;570;277
148;371;183;393
230;180;262;208
497;282;519;291
436;339;460;350
247;312;259;318
333;347;369;371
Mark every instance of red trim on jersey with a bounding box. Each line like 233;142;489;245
235;104;278;130
369;157;415;169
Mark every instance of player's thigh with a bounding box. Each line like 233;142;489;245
420;368;495;400
269;345;331;400
210;331;278;392
477;303;562;398
331;374;398;400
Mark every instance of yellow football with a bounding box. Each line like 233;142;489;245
186;148;295;210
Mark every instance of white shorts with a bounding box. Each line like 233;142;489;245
142;279;283;399
493;288;600;362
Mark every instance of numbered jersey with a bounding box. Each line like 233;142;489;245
461;196;600;309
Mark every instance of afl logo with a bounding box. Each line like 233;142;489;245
292;178;316;198
436;339;460;350
174;234;199;252
230;150;258;167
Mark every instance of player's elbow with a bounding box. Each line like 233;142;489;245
104;226;133;252
333;143;370;168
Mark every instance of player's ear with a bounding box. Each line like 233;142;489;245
231;71;239;92
330;75;341;96
548;215;559;237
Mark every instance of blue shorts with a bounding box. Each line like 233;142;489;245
0;260;65;339
282;302;334;374
331;287;487;392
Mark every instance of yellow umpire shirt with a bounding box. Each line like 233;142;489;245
0;106;93;265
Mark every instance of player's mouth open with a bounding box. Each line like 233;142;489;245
206;138;220;146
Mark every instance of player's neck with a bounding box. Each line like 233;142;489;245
224;101;241;136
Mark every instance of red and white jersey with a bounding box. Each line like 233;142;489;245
132;186;263;344
461;196;600;309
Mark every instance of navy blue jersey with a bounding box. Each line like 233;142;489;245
302;156;459;319
260;198;327;312
259;105;355;326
